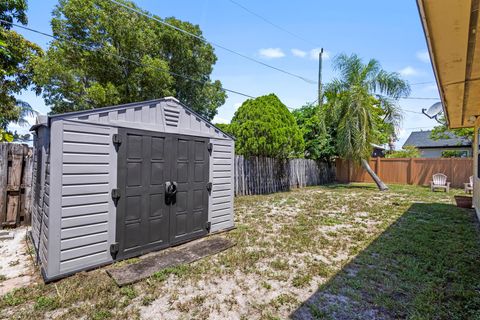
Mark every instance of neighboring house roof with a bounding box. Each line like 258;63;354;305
403;130;471;148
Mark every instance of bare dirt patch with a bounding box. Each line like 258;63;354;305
0;227;35;296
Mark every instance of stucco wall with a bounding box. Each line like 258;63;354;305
419;147;472;158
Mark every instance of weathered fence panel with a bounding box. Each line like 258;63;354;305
336;157;473;188
0;143;33;228
234;156;335;196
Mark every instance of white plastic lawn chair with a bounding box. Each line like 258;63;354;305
464;176;473;194
430;173;450;192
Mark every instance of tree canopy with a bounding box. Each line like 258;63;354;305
430;115;474;142
230;94;304;158
0;0;42;130
324;53;410;190
34;0;226;120
292;103;335;161
386;146;420;158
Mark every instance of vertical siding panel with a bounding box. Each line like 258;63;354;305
209;139;234;232
46;120;62;278
58;121;114;275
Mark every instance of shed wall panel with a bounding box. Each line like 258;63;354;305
55;121;117;275
208;139;235;232
34;126;51;272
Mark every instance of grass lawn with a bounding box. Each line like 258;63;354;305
1;184;480;319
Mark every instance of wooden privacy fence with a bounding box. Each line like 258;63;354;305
234;156;335;196
336;157;473;188
0;143;33;228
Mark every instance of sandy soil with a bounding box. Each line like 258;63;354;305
0;227;35;296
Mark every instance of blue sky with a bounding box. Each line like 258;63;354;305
12;0;440;148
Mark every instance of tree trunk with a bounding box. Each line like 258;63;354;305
361;158;388;191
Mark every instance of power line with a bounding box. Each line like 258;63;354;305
402;109;424;114
106;0;317;85
400;97;439;100
228;0;319;47
3;19;256;100
409;81;436;86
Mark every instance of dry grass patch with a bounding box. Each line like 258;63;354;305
1;184;479;319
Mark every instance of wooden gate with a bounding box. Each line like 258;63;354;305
0;143;33;228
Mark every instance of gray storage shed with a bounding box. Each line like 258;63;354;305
30;97;235;281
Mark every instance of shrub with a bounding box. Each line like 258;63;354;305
230;94;304;158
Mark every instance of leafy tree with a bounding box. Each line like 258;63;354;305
0;0;42;129
292;103;335;161
325;53;410;191
214;123;234;136
386;146;420;158
0;1;27;28
230;94;304;158
34;0;225;120
12;131;31;142
441;150;468;158
0;129;14;142
430;115;474;142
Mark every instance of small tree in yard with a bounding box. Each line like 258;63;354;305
386;146;420;158
325;54;410;191
230;94;304;158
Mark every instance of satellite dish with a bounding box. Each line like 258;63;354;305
422;102;443;123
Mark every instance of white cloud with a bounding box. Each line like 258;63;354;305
291;48;307;58
309;48;330;60
212;116;229;124
258;48;285;59
399;66;419;77
416;50;430;63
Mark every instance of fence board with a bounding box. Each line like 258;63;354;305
0;144;7;224
335;157;473;188
234;156;335;196
21;146;33;224
0;143;33;228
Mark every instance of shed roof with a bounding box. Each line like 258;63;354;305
403;130;471;148
31;97;234;140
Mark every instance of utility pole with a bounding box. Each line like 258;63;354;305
318;48;324;107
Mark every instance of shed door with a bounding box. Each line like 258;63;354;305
115;129;210;260
169;135;210;245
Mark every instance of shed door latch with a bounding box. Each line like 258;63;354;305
206;182;212;193
207;143;213;155
111;188;120;205
205;221;211;232
110;242;119;259
112;134;122;150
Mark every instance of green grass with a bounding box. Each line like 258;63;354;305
1;184;479;319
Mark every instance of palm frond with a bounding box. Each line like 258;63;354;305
14;99;38;127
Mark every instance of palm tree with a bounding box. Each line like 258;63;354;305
14;99;38;127
325;54;410;191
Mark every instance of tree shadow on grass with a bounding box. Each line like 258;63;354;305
291;203;480;320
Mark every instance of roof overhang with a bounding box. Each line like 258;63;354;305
417;0;480;128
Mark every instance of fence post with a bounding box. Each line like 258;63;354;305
376;157;381;178
449;157;454;187
408;158;414;185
